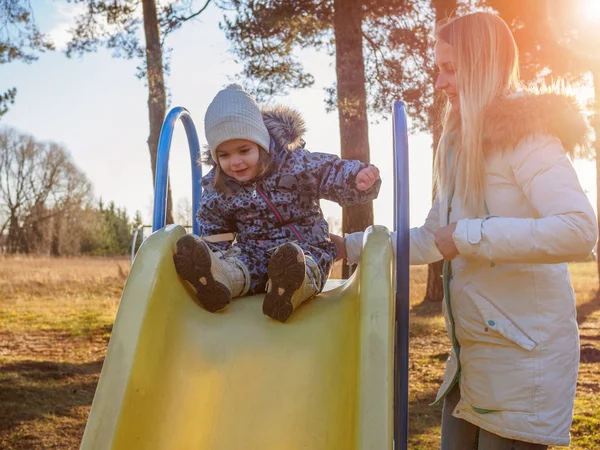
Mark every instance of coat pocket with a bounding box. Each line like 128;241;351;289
457;284;537;351
455;284;539;413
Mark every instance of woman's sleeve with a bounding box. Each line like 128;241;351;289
410;196;443;265
345;197;443;265
452;135;598;263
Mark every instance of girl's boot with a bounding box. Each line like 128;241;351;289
263;242;321;322
173;234;249;312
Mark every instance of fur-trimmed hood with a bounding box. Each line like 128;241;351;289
201;105;307;166
482;92;590;156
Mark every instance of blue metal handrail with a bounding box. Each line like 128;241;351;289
393;100;410;450
152;106;203;235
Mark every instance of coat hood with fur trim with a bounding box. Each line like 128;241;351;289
201;105;307;166
482;92;590;156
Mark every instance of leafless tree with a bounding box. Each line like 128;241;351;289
0;127;93;253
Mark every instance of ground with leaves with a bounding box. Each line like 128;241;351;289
0;257;598;449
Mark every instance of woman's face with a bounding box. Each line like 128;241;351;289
434;39;459;110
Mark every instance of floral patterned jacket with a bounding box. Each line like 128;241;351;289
197;105;381;259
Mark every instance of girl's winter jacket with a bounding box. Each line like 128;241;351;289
198;105;381;291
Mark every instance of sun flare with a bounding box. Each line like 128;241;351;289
581;0;600;21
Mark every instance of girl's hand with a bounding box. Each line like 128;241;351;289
329;233;347;261
434;222;459;260
356;165;380;191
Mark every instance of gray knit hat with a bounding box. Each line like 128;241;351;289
204;84;271;160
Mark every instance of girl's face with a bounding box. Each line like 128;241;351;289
434;39;459;110
216;139;261;183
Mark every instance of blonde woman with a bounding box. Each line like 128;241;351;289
334;11;597;449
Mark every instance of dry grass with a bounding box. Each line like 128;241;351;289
0;256;598;449
569;262;600;450
0;256;127;449
0;256;126;336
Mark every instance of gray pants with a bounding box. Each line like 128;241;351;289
441;385;548;450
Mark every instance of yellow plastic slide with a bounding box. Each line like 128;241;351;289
80;224;395;450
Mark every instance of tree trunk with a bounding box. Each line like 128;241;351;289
51;212;61;256
141;0;173;225
333;0;372;278
7;214;19;254
592;69;600;283
424;0;457;302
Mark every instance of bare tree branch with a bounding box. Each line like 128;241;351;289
161;0;213;45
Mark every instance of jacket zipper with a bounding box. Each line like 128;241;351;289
255;184;304;242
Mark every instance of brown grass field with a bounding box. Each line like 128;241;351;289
0;256;598;449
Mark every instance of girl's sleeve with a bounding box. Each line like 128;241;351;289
196;188;237;252
305;151;381;206
345;197;443;266
452;135;598;263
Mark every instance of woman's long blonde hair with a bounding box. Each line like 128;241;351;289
434;12;522;216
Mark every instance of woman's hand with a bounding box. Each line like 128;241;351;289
356;165;380;191
434;222;459;260
329;233;347;261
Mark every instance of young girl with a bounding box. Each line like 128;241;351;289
173;84;380;322
334;12;596;449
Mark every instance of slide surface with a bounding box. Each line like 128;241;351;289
80;224;395;450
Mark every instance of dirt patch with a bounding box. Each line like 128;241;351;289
581;343;600;363
0;329;109;362
0;359;103;381
0;328;106;449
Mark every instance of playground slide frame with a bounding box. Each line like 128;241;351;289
150;102;411;449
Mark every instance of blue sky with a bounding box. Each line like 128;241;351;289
3;0;596;231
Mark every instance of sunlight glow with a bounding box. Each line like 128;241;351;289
581;0;600;21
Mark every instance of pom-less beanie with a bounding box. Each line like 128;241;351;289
204;83;270;160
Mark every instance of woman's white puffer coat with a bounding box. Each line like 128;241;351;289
346;92;597;446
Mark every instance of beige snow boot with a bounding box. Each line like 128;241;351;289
173;234;250;313
263;242;322;322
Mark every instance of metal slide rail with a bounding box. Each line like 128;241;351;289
393;100;410;450
152;107;203;234
130;224;193;266
130;224;145;266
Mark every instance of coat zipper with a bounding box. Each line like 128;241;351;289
434;172;462;404
255;184;304;242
